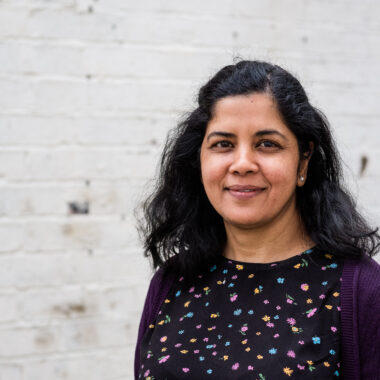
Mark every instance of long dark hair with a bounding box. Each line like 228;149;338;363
136;60;379;279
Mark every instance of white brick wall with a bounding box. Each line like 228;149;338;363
0;1;379;379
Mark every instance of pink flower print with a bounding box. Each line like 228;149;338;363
319;294;326;299
160;336;167;343
230;293;238;302
301;283;309;291
286;317;296;326
241;326;249;332
182;368;190;373
194;294;202;298
232;363;240;370
287;350;296;358
203;337;209;342
263;299;270;304
287;299;293;304
232;275;238;279
189;287;195;293
212;351;217;356
248;365;254;371
321;266;326;270
331;326;337;332
175;343;182;347
144;370;150;377
276;305;281;310
158;355;170;364
179;276;184;282
274;333;280;338
194;349;199;354
337;306;341;311
298;340;304;345
297;364;305;370
306;307;317;318
179;317;184;321
196;324;202;329
266;322;274;328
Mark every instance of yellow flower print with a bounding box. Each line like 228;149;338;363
294;263;301;269
184;301;191;307
149;324;155;328
283;367;293;376
241;339;248;345
190;338;197;343
307;360;314;365
291;326;299;333
245;347;251;352
180;350;188;354
325;254;333;259
333;292;339;297
256;331;261;336
158;320;165;325
257;354;263;359
262;315;270;322
248;274;254;278
236;264;244;270
161;347;167;352
164;299;170;303
325;305;333;310
223;355;229;361
323;362;330;367
306;298;313;304
254;288;260;294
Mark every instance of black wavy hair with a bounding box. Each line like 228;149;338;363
136;60;379;279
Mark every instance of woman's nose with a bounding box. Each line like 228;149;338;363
228;148;259;175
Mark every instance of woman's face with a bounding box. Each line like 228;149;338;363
200;92;311;230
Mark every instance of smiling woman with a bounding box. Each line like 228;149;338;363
134;60;380;379
199;93;313;262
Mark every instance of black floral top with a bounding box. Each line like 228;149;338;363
139;247;344;379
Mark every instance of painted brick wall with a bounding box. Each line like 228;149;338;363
0;0;379;379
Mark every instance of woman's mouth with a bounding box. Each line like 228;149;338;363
225;186;265;199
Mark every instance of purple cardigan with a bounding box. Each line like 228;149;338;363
135;255;380;379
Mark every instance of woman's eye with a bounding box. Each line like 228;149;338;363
258;140;279;148
212;141;232;148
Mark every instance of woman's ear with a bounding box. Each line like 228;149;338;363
297;142;314;187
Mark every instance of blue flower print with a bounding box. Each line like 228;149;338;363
312;336;321;344
233;309;242;316
269;348;277;354
277;277;285;284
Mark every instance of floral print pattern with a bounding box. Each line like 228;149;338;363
139;247;343;379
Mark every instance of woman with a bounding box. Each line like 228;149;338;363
134;60;380;379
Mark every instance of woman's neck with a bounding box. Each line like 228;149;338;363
223;212;314;264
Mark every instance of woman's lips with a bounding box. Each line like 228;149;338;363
226;188;265;200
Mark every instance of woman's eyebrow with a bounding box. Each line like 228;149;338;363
255;129;288;141
206;129;288;141
206;131;235;141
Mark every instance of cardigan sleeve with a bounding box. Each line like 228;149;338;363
134;267;176;380
357;256;380;379
134;268;164;380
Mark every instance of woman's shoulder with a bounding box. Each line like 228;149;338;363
343;254;380;316
344;253;380;290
